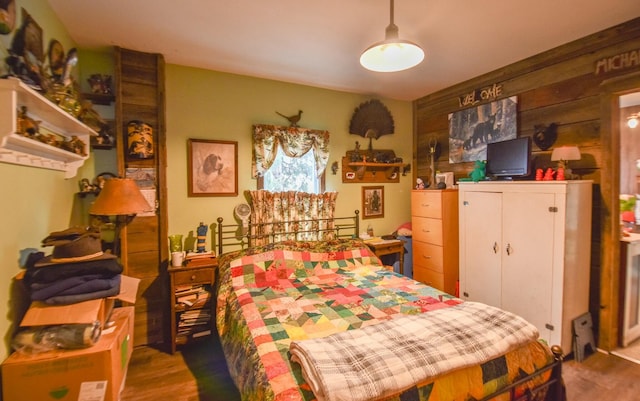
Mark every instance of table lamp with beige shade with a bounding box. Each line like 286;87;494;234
89;178;152;270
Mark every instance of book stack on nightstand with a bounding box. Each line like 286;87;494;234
175;283;212;339
168;260;217;353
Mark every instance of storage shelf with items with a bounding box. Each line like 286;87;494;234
341;149;408;183
168;261;217;353
0;77;98;178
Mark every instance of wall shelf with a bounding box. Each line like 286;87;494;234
0;77;98;178
341;149;407;183
82;92;115;106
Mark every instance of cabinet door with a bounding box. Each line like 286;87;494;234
460;191;502;307
501;191;555;343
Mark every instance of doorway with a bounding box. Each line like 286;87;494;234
600;72;640;355
599;72;640;353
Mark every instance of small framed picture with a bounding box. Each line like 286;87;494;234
362;186;384;219
187;139;238;197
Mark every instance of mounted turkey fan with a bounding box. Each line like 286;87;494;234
349;99;395;152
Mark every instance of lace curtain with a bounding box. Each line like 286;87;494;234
251;124;330;178
248;190;338;245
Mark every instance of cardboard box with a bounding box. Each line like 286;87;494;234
2;306;134;401
20;275;139;328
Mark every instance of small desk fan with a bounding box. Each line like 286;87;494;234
234;203;251;235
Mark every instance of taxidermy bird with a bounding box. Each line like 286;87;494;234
276;110;303;127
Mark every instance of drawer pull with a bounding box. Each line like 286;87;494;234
190;274;197;281
422;229;430;233
422;255;432;259
421;203;430;207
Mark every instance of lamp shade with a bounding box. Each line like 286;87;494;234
90;178;152;216
360;0;424;73
551;146;581;162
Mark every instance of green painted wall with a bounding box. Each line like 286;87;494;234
165;65;414;249
0;0;90;359
0;0;413;359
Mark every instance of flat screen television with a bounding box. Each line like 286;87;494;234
485;137;532;180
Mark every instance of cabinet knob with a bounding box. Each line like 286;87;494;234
190;274;196;281
493;242;499;253
506;243;513;256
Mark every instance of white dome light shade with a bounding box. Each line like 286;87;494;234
360;38;425;72
360;0;424;73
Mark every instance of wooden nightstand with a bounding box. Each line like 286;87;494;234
366;239;405;274
168;261;217;354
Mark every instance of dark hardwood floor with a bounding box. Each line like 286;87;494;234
121;337;640;401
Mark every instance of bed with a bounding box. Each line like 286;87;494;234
215;213;564;401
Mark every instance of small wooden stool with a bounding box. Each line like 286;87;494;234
573;312;596;362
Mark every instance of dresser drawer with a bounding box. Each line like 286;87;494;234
411;191;443;218
413;241;444;272
413;265;445;291
173;267;214;286
413;217;443;245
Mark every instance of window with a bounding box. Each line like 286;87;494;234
252;124;330;193
259;147;325;193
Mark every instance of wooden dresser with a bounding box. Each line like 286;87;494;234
411;189;459;295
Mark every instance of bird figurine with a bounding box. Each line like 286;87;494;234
276;110;303;127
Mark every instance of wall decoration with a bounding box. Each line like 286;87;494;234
188;139;238;197
362;185;384;219
125;167;156;216
126;120;154;159
0;0;16;35
47;39;65;79
448;96;518;164
7;9;43;87
275;110;303;127
533;122;558;150
349;99;394;152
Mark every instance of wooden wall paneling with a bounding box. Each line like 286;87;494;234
413;17;640;351
116;47;168;347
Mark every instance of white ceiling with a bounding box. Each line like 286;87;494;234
48;0;640;102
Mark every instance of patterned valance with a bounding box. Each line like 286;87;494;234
251;124;330;178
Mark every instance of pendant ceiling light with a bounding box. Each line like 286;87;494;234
360;0;425;72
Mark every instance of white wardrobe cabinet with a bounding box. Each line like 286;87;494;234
458;181;592;352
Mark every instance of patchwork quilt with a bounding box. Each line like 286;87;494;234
216;239;555;401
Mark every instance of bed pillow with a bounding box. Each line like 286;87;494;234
396;222;412;236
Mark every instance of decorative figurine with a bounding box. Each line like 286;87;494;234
543;167;555;181
556;167;565;181
415;177;425;190
469;160;486;182
276;110;303;127
535;168;543;181
196;222;208;253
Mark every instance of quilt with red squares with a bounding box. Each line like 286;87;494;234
215;239;556;401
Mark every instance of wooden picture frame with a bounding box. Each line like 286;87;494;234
362;186;384;219
187;139;238;197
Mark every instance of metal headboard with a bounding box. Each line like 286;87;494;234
217;210;360;255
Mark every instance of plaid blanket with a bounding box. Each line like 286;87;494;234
289;301;540;401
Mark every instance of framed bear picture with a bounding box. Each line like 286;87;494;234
447;96;518;164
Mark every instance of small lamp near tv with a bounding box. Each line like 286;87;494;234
551;146;581;180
